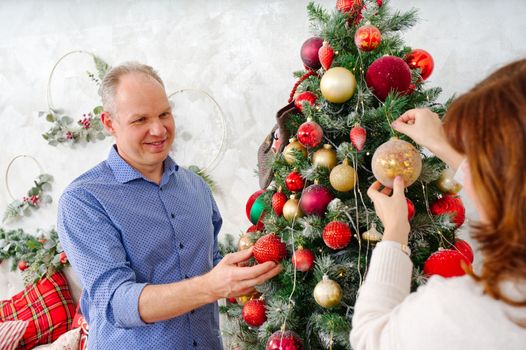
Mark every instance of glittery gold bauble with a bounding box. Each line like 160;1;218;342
362;223;383;243
329;158;357;192
320;67;357;103
236;291;261;306
283;138;308;164
437;168;462;194
238;232;256;251
371;137;422;188
312;144;338;170
313;275;342;308
282;194;305;222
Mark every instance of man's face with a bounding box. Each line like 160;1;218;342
104;72;175;174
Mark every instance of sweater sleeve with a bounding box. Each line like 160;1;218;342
350;241;413;350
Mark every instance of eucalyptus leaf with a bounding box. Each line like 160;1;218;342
39;264;48;275
46;114;55;122
93;106;103;115
96;132;106;140
41;183;52;192
49;140;59;147
61;116;73;124
23;207;31;216
39;174;53;182
44;240;56;250
41;195;53;204
52;254;61;265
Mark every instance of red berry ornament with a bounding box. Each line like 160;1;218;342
336;0;362;14
318;41;334;71
424;249;471;278
430;195;465;229
405;49;434;80
253;234;288;263
454;239;474;263
366;56;412;101
285;171;305;192
291;247;315;272
18;260;28;271
354;24;381;51
297;120;323;148
242;299;267;327
59;252;68;264
300;37;324;70
350;124;366;151
323;221;352;250
272;191;287;216
294;91;317;112
406;198;415;221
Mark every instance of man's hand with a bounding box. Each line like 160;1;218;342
204;247;282;300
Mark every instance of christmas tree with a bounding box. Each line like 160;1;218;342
221;1;470;349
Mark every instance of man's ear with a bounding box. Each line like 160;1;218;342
101;111;115;135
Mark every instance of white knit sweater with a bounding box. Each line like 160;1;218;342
350;242;526;350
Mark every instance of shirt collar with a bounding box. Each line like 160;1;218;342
107;145;179;184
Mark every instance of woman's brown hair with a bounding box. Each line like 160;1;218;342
443;58;526;306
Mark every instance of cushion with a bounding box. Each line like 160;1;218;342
0;272;75;350
71;304;88;350
0;320;29;350
31;328;80;350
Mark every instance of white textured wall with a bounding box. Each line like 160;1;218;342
1;0;525;300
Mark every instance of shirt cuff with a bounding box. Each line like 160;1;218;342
112;282;149;328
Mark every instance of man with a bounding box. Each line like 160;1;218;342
57;62;281;349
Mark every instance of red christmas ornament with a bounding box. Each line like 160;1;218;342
253;234;288;263
227;297;237;303
297;120;324;148
246;190;265;222
300;37;324;70
18;260;28;271
299;184;334;216
323;221;352;250
366;56;412;101
350;124;366;151
354;24;381;51
424;249;471;278
285;171;305;192
454;239;474;263
405;49;435;80
336;0;362;14
291;247;315;272
318;41;334;71
406;198;415;221
266;330;304;350
430;195;465;229
242;299;267;327
294;91;318;112
59;252;68;264
247;222;264;233
272;191;288;216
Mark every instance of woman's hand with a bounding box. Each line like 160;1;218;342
367;176;410;245
392;108;464;170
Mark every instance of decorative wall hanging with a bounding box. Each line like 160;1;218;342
3;155;53;222
168;89;227;191
39;50;110;145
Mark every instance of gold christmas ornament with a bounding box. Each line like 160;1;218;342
371;137;422;188
437;168;462;194
238;232;256;251
236;291;261;306
313;275;342;308
320;67;357;103
362;223;383;243
312;144;338;170
329;158;357;192
283;194;305;222
283;138;308;164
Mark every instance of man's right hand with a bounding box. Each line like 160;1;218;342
204;247;282;300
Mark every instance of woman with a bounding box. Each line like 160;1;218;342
350;59;526;349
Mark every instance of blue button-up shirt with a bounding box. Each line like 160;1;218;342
57;146;223;349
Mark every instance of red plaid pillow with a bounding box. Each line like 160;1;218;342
0;271;75;350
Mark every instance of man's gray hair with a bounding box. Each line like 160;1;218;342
100;61;164;115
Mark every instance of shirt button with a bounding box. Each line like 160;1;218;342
171;213;175;219
179;242;184;249
193;340;197;347
160;187;163;191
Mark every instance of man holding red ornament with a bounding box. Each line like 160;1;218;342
57;62;282;350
